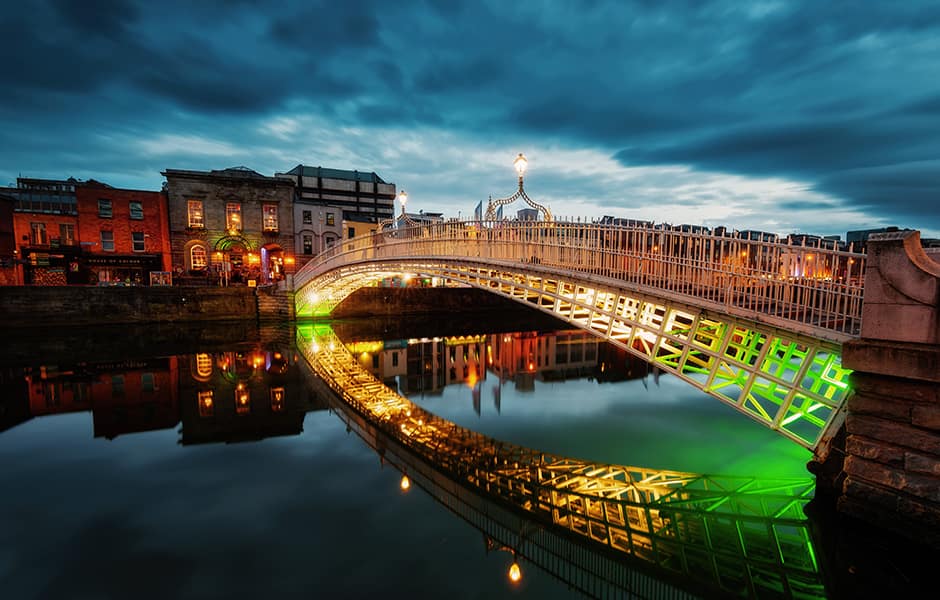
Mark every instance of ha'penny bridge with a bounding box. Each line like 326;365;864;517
293;219;869;452
288;212;940;582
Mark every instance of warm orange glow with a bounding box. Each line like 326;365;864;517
508;561;521;583
285;257;295;265
400;475;411;491
527;362;535;371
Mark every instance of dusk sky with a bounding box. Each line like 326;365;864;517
3;0;939;238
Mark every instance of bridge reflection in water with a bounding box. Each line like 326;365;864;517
297;324;824;599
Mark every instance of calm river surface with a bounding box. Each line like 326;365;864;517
0;315;934;599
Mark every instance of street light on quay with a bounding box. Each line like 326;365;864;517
485;152;552;222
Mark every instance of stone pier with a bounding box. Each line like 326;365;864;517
839;230;940;548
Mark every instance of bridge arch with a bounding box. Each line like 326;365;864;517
293;220;864;451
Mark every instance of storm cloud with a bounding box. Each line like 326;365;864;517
2;0;938;236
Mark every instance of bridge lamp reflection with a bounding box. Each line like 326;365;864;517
400;474;411;492
508;557;522;584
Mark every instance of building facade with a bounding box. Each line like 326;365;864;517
277;165;395;267
162;167;295;285
0;193;15;285
8;178;82;285
75;182;171;285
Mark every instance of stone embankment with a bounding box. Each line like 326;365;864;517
0;284;523;328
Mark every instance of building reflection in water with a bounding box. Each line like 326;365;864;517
0;341;319;445
343;327;657;415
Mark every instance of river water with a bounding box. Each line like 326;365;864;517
0;314;933;599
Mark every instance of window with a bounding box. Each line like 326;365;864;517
372;354;379;369
326;212;335;226
190;245;207;269
262;204;278;232
59;224;75;246
142;373;155;392
348;227;355;239
98;198;112;218
101;230;114;252
188;200;204;228
235;383;250;415
132;232;145;252
302;234;313;255
270;387;285;412
302;210;312;224
129;201;144;220
325;235;336;248
226;203;242;231
392;352;399;367
198;390;214;417
111;374;125;397
30;222;47;245
195;353;213;378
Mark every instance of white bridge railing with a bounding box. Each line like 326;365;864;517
294;219;867;339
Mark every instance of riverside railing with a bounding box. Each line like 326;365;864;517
294;219;867;339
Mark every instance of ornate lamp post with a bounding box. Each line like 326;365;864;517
485;153;552;221
398;189;417;227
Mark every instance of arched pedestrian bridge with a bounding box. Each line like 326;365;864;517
292;219;868;452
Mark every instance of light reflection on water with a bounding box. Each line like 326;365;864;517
0;318;929;598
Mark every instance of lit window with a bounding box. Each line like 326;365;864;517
98;199;112;218
190;245;207;269
226;203;242;231
302;210;312;224
263;204;278;231
132;232;145;252
59;224;75;246
188;200;204;228
195;353;212;378
235;383;250;415
326;212;335;226
30;222;47;245
198;391;214;417
270;387;285;412
129;201;144;220
101;230;114;252
302;234;312;255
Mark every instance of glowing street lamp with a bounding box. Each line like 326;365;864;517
397;189;417;227
513;152;528;180
485;152;552;221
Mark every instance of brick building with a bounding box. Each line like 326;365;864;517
0;193;16;285
75;182;171;285
162;167;295;285
7;178;82;285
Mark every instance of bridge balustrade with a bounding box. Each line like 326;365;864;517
295;219;866;339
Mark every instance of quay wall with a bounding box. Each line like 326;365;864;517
835;231;940;549
0;285;524;328
0;286;258;327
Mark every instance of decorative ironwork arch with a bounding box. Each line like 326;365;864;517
214;235;254;252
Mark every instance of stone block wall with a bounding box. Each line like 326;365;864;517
839;230;940;548
0;286;258;327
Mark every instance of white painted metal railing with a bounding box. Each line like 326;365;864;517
294;219;867;339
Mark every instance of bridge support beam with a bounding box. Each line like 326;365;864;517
820;231;940;548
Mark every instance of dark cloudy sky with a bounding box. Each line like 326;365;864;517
3;0;939;237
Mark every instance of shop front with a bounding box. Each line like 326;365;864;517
85;254;163;286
